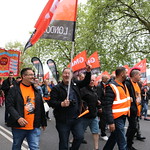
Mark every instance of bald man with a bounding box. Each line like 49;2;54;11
97;75;109;141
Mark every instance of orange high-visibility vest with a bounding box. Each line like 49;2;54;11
110;84;131;119
131;81;141;116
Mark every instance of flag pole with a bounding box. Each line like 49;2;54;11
67;41;75;100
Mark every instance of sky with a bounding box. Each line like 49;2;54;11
0;0;87;48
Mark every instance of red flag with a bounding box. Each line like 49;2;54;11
123;65;130;75
132;58;147;84
42;0;78;41
44;72;50;80
24;0;61;50
24;0;78;51
133;58;146;75
68;50;87;72
87;51;100;69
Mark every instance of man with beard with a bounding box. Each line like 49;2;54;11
49;64;91;150
103;67;131;150
126;68;146;150
6;68;47;150
97;75;109;141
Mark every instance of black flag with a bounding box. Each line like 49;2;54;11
47;59;59;82
31;57;44;79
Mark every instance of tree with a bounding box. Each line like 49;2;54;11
76;0;150;72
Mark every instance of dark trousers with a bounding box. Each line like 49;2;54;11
126;115;137;147
5;109;9;123
5;100;9;123
46;111;49;118
56;118;84;150
99;112;107;136
135;117;142;137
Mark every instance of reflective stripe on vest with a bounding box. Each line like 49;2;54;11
110;84;131;118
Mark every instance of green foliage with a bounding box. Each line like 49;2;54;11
77;0;150;72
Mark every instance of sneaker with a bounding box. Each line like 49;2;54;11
46;117;51;120
136;136;146;141
82;139;87;144
144;118;150;121
101;136;108;141
69;138;73;144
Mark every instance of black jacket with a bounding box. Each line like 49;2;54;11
97;81;106;110
125;78;138;117
141;87;149;104
80;86;99;118
6;82;47;127
97;82;105;102
49;72;91;122
1;77;16;96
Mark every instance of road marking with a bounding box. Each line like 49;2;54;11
0;125;28;150
0;125;12;135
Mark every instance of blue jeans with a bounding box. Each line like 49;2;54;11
142;102;148;118
103;115;127;150
56;118;84;150
12;128;41;150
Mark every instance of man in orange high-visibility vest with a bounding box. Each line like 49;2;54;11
126;68;146;150
103;67;131;150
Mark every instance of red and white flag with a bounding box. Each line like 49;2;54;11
25;0;61;50
42;0;78;41
24;0;78;51
87;51;100;69
68;50;87;72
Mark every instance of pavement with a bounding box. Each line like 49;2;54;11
0;106;150;150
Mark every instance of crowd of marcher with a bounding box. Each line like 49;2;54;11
0;65;150;150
